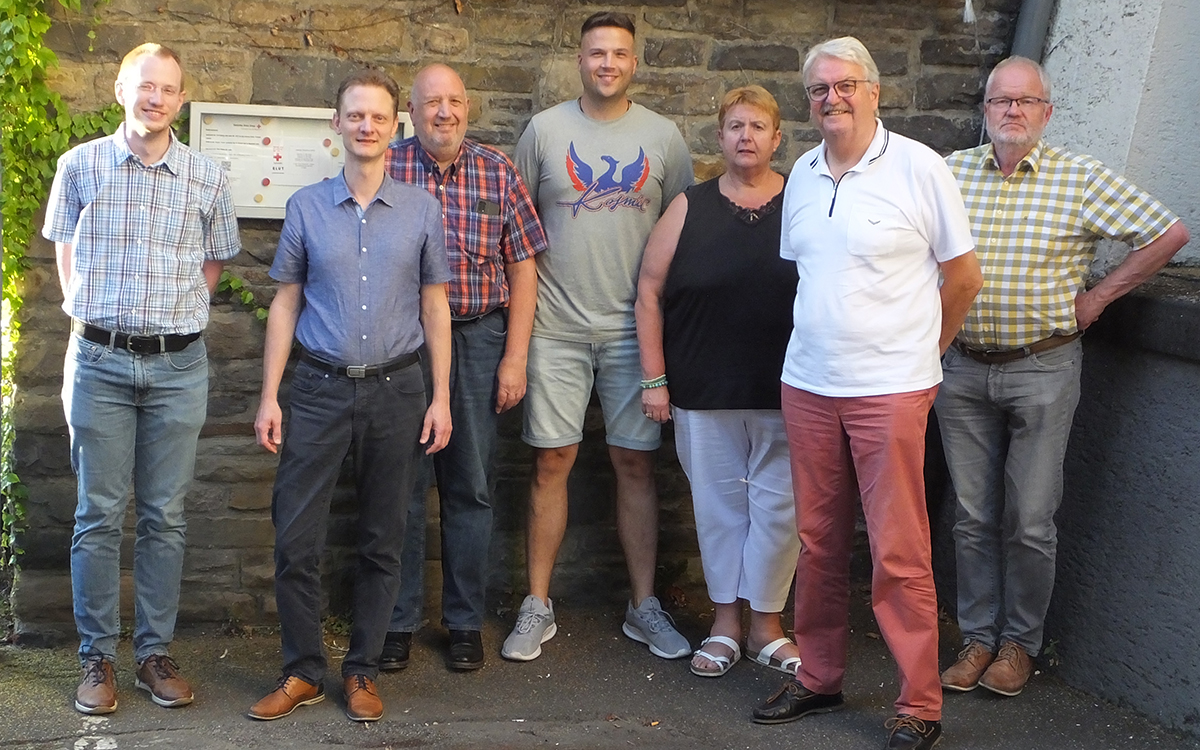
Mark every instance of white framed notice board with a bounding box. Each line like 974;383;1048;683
189;102;414;219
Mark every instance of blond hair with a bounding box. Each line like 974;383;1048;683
718;85;781;131
118;43;183;83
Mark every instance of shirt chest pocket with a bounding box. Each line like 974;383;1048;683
846;205;909;258
449;213;505;265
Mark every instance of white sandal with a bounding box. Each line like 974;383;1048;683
689;635;742;678
747;637;801;675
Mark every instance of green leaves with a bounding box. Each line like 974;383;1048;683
2;0;121;575
217;270;270;320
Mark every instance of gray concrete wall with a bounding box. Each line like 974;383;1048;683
1046;274;1200;736
1043;0;1200;269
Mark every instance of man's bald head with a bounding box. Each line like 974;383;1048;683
408;64;470;169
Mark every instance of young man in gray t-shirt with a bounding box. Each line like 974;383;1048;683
504;11;694;662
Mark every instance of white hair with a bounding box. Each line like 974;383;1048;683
803;37;880;84
987;56;1053;101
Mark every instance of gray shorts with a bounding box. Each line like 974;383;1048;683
522;334;661;451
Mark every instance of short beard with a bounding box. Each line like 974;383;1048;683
986;124;1041;151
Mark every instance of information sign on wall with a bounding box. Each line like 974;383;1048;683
189;102;414;219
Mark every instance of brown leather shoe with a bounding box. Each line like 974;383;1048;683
979;641;1034;696
247;675;325;720
940;640;995;692
135;654;194;707
343;674;383;722
75;657;117;715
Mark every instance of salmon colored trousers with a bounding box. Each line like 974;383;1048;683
782;384;942;721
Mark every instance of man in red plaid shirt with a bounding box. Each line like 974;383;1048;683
380;63;547;672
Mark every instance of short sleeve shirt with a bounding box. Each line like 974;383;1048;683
945;141;1179;348
780;122;976;397
514;101;694;341
385;137;547;318
270;172;451;365
42;126;241;335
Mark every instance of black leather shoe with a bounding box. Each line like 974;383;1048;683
752;680;845;724
379;632;411;672
447;630;484;671
885;714;943;750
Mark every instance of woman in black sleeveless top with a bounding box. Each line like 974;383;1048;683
635;86;800;678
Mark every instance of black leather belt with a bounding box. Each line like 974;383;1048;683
73;320;200;354
451;307;505;328
299;350;419;378
957;332;1082;364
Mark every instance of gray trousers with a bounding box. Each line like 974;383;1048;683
935;339;1083;655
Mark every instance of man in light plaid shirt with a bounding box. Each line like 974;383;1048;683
43;44;240;715
937;56;1190;698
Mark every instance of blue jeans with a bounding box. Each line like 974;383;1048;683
62;333;209;664
272;357;426;681
934;339;1083;655
391;310;506;633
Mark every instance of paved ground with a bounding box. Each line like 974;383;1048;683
2;594;1197;750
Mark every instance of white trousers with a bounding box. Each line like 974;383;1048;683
673;408;800;612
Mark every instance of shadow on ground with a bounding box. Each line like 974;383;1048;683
2;588;1197;750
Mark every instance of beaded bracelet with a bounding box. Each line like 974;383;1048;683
640;375;668;389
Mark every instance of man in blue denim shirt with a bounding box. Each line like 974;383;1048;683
248;69;452;724
43;43;240;715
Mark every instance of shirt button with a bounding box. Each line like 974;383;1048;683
361;219;366;224
361;335;367;340
361;247;367;253
361;305;367;310
361;276;367;281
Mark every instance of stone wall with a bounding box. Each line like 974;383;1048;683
12;0;1020;634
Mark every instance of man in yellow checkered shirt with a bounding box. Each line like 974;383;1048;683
936;56;1190;698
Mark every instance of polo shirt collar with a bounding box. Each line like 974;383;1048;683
809;118;890;177
981;139;1045;174
330;170;401;208
113;123;184;175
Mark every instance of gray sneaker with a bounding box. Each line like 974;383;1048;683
622;595;690;659
501;595;557;661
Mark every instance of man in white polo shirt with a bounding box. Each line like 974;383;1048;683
750;37;981;750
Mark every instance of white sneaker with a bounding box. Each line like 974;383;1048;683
501;595;557;661
622;595;690;659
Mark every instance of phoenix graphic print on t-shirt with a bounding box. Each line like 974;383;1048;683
557;143;652;216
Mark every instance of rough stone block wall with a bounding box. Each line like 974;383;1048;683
14;0;1019;632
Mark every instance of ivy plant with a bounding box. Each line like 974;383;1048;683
1;0;122;571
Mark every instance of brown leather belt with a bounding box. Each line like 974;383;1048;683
956;332;1081;364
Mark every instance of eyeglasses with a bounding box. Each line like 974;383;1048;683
984;96;1049;110
136;82;182;98
805;79;871;102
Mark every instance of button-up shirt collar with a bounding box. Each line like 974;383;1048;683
414;141;464;182
979;139;1043;176
113;123;186;176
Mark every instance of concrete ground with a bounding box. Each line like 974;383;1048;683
2;593;1197;750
